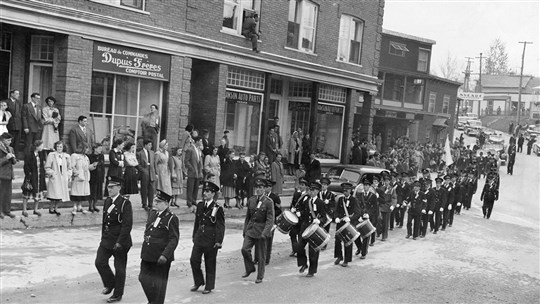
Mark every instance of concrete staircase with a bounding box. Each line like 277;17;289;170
481;115;516;134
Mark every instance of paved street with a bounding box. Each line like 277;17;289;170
1;132;539;303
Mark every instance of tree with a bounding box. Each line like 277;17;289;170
438;52;461;81
485;38;510;75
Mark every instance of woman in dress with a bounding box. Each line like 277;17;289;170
287;130;301;175
171;147;184;207
41;96;61;152
106;139;125;196
88;143;105;212
21;140;47;217
70;143;91;215
0;101;12;135
122;142;139;199
271;153;284;195
254;152;267;180
204;146;221;200
220;150;236;208
45;141;71;215
155;139;173;195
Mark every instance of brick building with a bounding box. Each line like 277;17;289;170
1;0;384;164
373;29;461;151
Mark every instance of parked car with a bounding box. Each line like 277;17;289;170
532;141;540;156
487;133;504;145
524;124;540;140
465;113;479;120
482;128;496;136
465;120;483;137
324;165;390;196
457;116;469;130
479;143;507;166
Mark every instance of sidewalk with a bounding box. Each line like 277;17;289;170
0;195;293;230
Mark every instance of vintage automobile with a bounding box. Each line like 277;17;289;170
457;116;469;130
533;141;540;156
324;165;390;196
478;143;507;166
524;124;540;140
487;133;505;145
465;120;483;137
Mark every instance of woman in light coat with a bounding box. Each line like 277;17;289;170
155;140;173;195
204;146;221;187
287;130;301;175
171;147;184;207
41;96;61;152
0;101;12;135
70;143;91;215
45;141;71;215
271;153;284;195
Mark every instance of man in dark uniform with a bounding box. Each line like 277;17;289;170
404;181;426;240
353;179;377;259
319;177;336;249
481;172;499;219
241;178;274;283
465;170;478;210
296;182;328;277
367;176;381;246
190;182;225;294
289;177;309;257
261;179;282;265
431;177;447;234
507;143;517;175
441;175;454;230
419;177;433;238
333;182;361;267
139;190;180;304
448;173;459;227
235;152;252;208
378;175;396;241
393;172;410;229
95;177;133;303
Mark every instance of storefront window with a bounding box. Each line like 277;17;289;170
89;72;163;151
288;101;310;135
224;89;262;155
314;103;344;161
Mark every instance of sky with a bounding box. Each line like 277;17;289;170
383;0;539;79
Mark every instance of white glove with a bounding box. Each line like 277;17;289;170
457;203;462;206
324;199;329;204
296;211;301;217
439;207;443;212
344;217;350;223
448;205;453;210
291;207;296;212
428;210;433;215
363;213;369;219
390;206;395;211
396;204;400;208
335;218;341;223
313;218;321;225
421;209;426;214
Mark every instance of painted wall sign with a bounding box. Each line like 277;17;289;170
225;89;262;105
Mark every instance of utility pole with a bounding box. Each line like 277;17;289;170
517;41;532;125
461;57;474;115
475;53;483;116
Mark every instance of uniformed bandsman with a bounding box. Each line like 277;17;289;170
378;175;396;241
289;177;309;257
481;172;499;219
353;179;378;258
139;190;180;304
419;177;433;238
404;181;426;240
333;182;361;267
241;178;274;283
296;182;328;277
95;176;133;303
448;173;459;227
431;177;447;234
393;172;410;229
319;177;336;250
441;174;454;230
190;181;225;294
263;179;282;264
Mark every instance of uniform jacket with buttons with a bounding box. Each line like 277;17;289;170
480;182;499;204
193;200;225;247
319;190;336;219
100;196;133;250
430;187;447;210
297;196;328;232
141;208;179;262
443;183;454;208
355;190;379;220
395;182;410;205
404;190;427;216
334;195;361;229
243;194;274;239
378;184;397;213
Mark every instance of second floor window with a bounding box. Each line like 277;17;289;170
287;0;318;53
442;95;450;114
31;35;54;61
337;15;364;64
90;0;145;10
222;0;261;36
428;92;436;113
389;41;408;57
418;49;430;72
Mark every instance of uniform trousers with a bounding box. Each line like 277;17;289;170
297;230;320;274
190;244;218;290
254;230;274;264
0;179;13;214
380;212;390;239
354;236;369;257
455;203;462;214
369;217;378;245
407;213;421;238
95;245;129;297
396;206;406;227
448;205;456;225
482;202;494;219
389;208;399;229
434;209;443;232
421;213;432;236
442;208;450;229
241;235;266;280
289;225;300;254
334;224;353;262
139;260;171;304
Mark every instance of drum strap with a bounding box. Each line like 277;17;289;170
308;199;317;220
342;198;350;218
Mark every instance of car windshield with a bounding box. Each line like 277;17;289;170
468;120;482;126
340;170;361;183
458;117;469;122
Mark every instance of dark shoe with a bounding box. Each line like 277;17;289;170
88;208;95;213
202;289;212;294
0;213;4;219
441;228;445;231
242;269;255;278
355;249;361;255
101;287;114;295
190;285;202;292
433;231;437;234
369;243;374;247
106;295;122;303
448;224;452;227
306;273;314;277
54;210;61;216
381;238;387;241
253;49;260;53
33;211;42;216
406;235;411;239
265;262;269;266
420;235;425;238
143;206;150;212
255;278;263;284
299;265;307;273
341;262;348;267
389;228;393;231
94;207;100;212
22;211;29;217
321;245;327;250
49;209;55;214
6;213;16;218
289;252;297;257
334;258;342;265
413;237;417;240
360;255;366;259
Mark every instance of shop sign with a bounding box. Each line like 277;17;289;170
225;89;262;105
458;92;484;101
93;42;170;81
317;104;344;115
385;110;397;118
289;102;311;111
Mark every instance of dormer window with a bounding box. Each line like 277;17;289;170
389;41;408;57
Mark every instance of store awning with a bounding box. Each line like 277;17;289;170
433;118;448;128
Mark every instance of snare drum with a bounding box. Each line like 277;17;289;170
356;219;376;239
336;222;360;246
274;210;299;234
301;223;330;251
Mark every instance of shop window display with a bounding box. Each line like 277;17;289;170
314;103;344;161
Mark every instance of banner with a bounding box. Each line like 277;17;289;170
444;135;454;166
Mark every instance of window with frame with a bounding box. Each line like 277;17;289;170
288;81;312;98
286;0;318;52
31;36;54;61
389;41;408;57
90;0;146;10
227;66;265;90
1;32;12;51
337;15;364;64
417;49;430;72
428;92;436;113
319;84;346;103
222;0;261;35
442;95;450;114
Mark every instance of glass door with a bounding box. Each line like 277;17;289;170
28;62;52;101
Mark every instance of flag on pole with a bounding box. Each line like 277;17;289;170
444;135;454;166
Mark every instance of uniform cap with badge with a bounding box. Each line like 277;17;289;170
340;182;354;190
320;177;330;185
107;176;124;186
155;190;172;203
202;181;220;193
254;178;266;188
309;181;322;191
